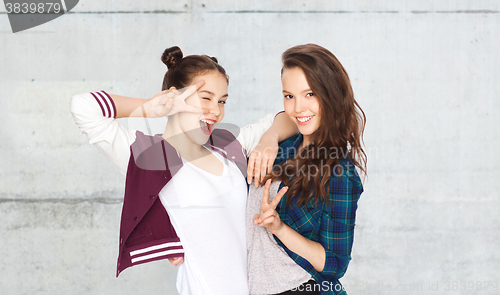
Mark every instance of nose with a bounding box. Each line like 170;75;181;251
294;97;306;113
208;101;220;116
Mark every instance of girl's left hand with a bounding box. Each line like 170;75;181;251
167;257;184;266
253;179;288;235
147;80;206;117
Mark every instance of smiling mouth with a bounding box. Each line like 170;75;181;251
296;116;314;125
199;119;215;135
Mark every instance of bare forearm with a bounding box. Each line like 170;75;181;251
266;112;298;142
274;224;326;272
111;82;204;119
109;94;150;118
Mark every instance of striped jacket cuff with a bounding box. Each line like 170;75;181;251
129;241;184;265
90;90;117;118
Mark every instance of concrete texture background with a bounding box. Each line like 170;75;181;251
1;1;499;294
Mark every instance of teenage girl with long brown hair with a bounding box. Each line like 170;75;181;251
247;44;366;295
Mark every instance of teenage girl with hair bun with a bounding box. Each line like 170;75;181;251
247;44;366;295
70;46;297;294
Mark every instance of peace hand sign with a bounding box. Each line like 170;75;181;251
148;80;207;117
253;179;288;235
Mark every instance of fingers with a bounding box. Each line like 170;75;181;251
270;186;288;209
258;207;278;224
266;154;277;178
182;104;207;114
168;257;184;266
247;152;256;184
254;146;279;187
261;179;272;206
160;91;176;103
252;153;262;187
259;214;278;227
252;214;260;225
248;148;269;186
260;179;287;209
253;210;276;226
259;157;270;186
176;80;209;114
176;257;184;266
194;79;205;90
180;80;205;101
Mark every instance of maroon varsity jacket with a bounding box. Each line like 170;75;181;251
116;129;247;276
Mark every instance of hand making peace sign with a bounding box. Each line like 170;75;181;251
147;80;207;117
253;179;288;235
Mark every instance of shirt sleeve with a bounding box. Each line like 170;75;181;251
69;91;137;175
234;113;275;157
317;163;363;281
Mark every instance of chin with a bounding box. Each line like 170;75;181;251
181;128;211;146
298;128;315;137
192;133;212;146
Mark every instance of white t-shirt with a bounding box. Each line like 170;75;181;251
159;148;248;294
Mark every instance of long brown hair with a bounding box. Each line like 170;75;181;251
161;46;228;91
265;44;367;207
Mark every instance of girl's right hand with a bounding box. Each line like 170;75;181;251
147;80;207;117
247;132;280;187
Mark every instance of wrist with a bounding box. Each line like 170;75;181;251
126;98;152;118
262;128;280;142
142;98;155;118
271;222;287;237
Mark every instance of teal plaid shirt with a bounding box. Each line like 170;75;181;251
273;134;363;295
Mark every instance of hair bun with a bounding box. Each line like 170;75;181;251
161;46;183;69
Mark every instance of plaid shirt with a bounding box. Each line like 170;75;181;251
273;134;363;295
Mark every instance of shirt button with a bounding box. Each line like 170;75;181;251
133;216;138;221
120;239;123;244
231;156;235;159
149;194;155;200
164;173;169;179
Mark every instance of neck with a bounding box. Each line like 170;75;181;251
162;117;206;160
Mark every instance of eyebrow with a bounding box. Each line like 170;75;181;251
282;89;312;94
200;90;228;98
200;90;215;95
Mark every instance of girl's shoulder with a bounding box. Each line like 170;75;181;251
326;157;364;198
275;134;302;164
278;134;302;148
317;158;363;216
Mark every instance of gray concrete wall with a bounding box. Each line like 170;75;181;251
1;1;499;294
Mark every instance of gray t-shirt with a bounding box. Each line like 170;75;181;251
246;181;312;295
